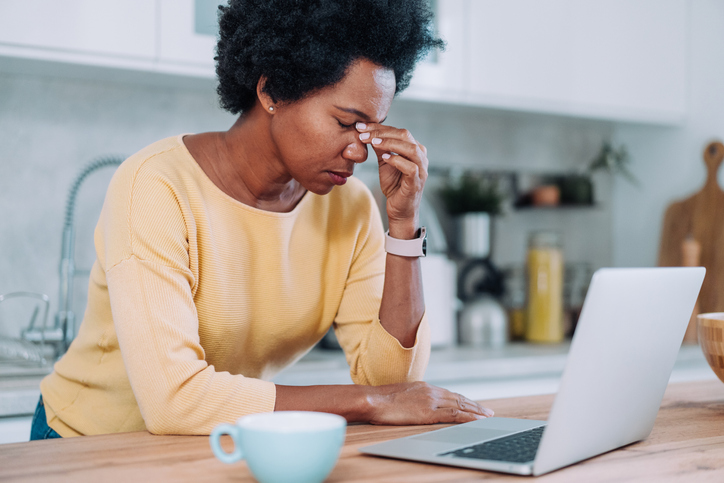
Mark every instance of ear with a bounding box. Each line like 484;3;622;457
256;76;276;113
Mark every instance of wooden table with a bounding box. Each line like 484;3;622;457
2;380;724;482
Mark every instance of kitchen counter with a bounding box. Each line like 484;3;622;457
1;380;723;482
0;343;714;444
1;343;714;418
272;342;715;400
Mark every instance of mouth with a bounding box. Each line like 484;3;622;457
327;170;352;186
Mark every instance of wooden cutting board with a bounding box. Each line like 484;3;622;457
658;140;724;341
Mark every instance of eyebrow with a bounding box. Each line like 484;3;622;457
334;106;387;124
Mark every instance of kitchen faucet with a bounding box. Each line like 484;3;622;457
21;156;124;357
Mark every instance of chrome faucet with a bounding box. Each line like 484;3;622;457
21;156;124;356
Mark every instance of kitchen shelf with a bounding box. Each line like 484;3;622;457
513;204;600;211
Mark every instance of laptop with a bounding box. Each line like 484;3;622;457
360;267;705;476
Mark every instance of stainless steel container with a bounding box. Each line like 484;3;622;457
458;294;508;348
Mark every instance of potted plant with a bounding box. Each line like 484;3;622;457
557;141;637;206
556;173;595;206
439;174;504;258
588;141;637;184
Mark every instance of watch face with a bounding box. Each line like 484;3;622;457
422;233;427;256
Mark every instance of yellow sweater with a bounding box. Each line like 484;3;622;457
40;135;430;437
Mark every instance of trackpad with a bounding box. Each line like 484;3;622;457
412;427;510;445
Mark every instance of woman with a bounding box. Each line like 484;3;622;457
33;0;493;439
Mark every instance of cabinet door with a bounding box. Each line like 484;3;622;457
404;0;468;99
0;0;155;59
467;0;687;123
158;0;221;69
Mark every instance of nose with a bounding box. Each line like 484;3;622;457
343;139;368;164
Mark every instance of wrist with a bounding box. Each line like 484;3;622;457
387;219;419;240
360;385;388;423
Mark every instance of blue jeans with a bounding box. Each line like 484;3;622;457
30;395;62;441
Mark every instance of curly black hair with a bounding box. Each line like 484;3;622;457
215;0;444;115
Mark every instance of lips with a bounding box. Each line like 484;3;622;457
328;171;352;186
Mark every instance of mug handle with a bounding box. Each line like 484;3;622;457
210;423;244;464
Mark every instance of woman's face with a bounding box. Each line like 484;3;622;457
268;58;396;195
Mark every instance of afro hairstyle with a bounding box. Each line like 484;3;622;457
215;0;444;115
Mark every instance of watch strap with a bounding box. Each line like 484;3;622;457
384;227;427;257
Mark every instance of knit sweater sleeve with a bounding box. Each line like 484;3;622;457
332;188;431;386
103;160;275;436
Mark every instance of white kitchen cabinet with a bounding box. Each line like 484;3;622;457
0;0;688;124
0;0;219;79
0;417;32;445
465;0;687;124
0;0;155;62
404;0;468;101
157;0;220;73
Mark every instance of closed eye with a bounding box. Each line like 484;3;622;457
337;120;355;129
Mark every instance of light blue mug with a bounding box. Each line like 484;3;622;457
210;411;346;483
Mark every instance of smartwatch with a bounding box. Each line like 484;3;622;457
384;227;427;258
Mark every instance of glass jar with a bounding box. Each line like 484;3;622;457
526;231;564;343
563;262;592;337
502;265;527;341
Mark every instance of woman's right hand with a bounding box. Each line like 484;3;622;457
366;382;494;425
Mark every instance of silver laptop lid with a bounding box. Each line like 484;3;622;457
533;267;704;476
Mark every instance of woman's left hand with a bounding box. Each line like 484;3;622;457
356;122;428;234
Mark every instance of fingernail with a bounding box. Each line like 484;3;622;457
356;122;367;130
359;132;370;141
372;138;382;145
382;153;390;160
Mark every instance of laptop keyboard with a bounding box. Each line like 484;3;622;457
439;426;545;464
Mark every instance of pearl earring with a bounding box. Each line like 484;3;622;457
268;106;275;112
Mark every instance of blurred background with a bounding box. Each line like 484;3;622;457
1;0;723;441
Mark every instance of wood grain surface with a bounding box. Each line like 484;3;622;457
659;141;724;341
1;380;723;482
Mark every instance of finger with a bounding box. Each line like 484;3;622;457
456;397;494;418
438;391;495;418
458;396;495;418
356;124;428;175
435;407;486;424
357;123;417;143
362;135;420;159
356;124;424;162
379;153;420;180
372;139;428;172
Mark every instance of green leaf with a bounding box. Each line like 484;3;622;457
588;142;639;186
439;175;504;215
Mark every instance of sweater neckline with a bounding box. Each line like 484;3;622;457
175;133;312;219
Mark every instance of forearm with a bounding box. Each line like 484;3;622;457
378;220;425;348
275;382;495;425
274;384;373;422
